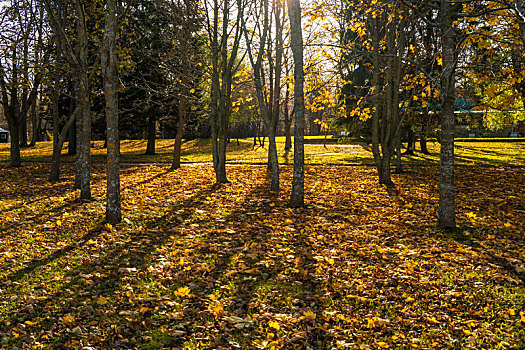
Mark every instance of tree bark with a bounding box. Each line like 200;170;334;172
287;0;305;207
102;0;121;223
405;127;415;155
49;113;76;182
29;97;38;147
9;121;21;167
438;0;456;229
145;112;156;155
171;34;190;170
20;113;28;147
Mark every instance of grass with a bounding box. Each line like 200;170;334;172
0;141;523;348
0;164;523;348
0;138;523;167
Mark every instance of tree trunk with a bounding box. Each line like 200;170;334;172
438;0;456;229
287;0;305;207
420;116;429;154
379;155;393;186
268;123;280;191
215;118;229;183
29;98;38;147
284;105;292;152
171;37;190;170
76;0;92;201
49;113;76;182
171;102;186;170
145;113;156;155
102;0;121;224
395;133;403;173
19;113;28;148
405;127;415;155
68;119;77;155
9;121;21;167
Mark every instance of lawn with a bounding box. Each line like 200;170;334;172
0;138;523;167
0;157;524;348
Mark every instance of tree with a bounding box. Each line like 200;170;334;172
437;0;458;229
102;0;121;224
0;0;48;167
242;0;285;191
43;0;100;200
206;0;245;184
287;0;305;207
168;0;203;170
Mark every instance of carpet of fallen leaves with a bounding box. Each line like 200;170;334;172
0;163;524;349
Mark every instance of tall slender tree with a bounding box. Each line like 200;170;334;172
287;0;305;207
437;0;457;228
102;0;121;223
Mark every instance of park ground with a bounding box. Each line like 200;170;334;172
0;140;524;349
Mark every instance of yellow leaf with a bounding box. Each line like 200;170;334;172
466;212;477;220
284;219;293;224
504;222;512;228
268;320;280;330
427;316;439;324
406;297;415;302
62;315;75;324
377;342;389;348
56;220;62;226
24;320;38;326
210;305;224;318
327;258;335;265
190;88;195;94
97;296;108;305
509;308;515;316
139;307;152;313
303;310;316;321
104;223;113;232
174;286;191;297
437;57;443;66
520;311;525;322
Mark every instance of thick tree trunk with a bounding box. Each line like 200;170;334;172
145;113;156;155
102;0;121;223
438;0;456;229
68;119;77;155
287;0;305;207
379;155;394;186
9;121;21;167
77;77;91;200
20;114;28;148
77;0;91;201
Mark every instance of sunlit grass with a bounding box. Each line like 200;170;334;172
0;138;523;167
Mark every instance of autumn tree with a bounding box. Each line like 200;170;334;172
287;0;305;207
0;0;48;167
43;0;103;200
242;0;286;191
206;0;246;184
101;0;120;223
167;0;204;170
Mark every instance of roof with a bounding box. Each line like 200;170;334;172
0;127;8;133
